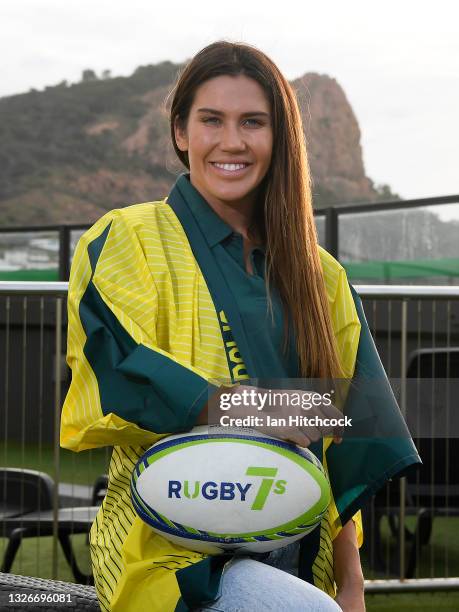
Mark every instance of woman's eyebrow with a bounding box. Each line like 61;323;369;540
196;107;270;118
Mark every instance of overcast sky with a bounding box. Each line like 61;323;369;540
1;0;458;207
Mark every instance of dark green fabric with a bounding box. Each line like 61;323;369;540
324;284;422;526
172;173;300;379
175;555;229;611
87;223;111;273
79;220;214;435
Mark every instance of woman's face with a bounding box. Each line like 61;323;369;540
174;74;273;212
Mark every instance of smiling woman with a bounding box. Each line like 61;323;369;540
61;39;420;612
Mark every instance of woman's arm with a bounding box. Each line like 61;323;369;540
333;519;365;611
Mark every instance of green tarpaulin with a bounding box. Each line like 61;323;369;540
343;257;459;282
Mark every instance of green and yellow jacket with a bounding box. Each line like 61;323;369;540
61;173;421;611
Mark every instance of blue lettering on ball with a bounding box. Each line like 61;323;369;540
220;482;235;500
235;482;252;501
202;481;218;500
167;480;254;501
168;481;182;498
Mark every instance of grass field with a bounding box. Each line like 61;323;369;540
1;442;111;486
366;592;459;611
362;515;459;610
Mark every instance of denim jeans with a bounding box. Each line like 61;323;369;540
193;543;342;611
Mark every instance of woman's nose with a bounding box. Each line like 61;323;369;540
220;124;246;151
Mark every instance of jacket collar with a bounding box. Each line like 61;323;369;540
168;173;234;248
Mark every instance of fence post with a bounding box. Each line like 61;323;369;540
324;207;339;259
58;226;71;281
399;298;408;579
52;297;62;579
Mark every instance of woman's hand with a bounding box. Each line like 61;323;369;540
224;384;345;448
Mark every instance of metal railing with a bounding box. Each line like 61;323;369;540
1;282;459;593
1;193;458;281
315;193;459;259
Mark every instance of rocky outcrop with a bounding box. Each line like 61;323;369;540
294;73;376;204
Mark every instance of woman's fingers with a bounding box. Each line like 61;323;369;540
298;422;322;442
302;399;346;441
239;387;348;448
256;424;312;448
280;428;313;448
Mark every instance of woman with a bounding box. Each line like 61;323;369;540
61;41;420;611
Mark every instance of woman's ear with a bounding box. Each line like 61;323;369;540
174;117;188;153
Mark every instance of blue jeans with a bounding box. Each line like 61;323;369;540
194;543;342;611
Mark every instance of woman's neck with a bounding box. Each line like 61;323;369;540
211;200;260;243
189;174;262;244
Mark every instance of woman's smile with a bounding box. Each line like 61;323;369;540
209;161;252;176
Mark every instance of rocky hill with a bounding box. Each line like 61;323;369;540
0;61;395;226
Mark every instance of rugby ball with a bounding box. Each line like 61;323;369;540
131;425;330;554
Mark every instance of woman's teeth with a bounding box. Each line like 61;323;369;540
212;163;248;171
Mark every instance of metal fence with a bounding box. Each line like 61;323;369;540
1;281;459;594
0;282;110;585
1;193;458;285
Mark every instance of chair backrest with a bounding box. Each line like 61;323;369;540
375;348;459;508
0;468;55;517
406;348;459;492
91;474;108;506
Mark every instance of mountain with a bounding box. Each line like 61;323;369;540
0;61;395;226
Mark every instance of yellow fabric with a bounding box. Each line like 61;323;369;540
61;200;362;610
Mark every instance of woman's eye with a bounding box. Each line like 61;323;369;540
244;118;262;127
202;117;263;127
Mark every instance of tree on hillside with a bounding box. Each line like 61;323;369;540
374;183;401;201
81;69;98;83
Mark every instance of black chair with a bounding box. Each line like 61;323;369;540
362;348;459;577
0;468;95;584
0;468;54;572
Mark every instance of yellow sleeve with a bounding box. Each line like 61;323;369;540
60;209;221;452
352;510;364;548
322;436;364;548
330;266;361;379
321;263;363;546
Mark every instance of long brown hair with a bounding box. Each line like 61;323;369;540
168;41;344;379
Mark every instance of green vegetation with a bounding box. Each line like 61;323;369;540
367;592;459;611
1;442;110;486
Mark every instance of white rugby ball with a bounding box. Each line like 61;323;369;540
131;425;330;554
